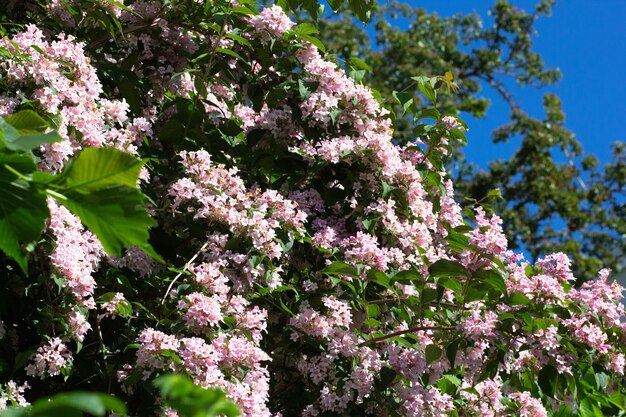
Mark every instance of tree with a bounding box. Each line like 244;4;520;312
1;1;626;416
317;0;626;279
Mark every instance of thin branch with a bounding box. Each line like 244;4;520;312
161;241;209;303
94;317;111;394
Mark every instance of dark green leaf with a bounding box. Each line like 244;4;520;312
294;22;318;35
509;292;531;306
425;344;442;363
154;374;239;417
392;91;414;115
59;147;144;191
0;153;47;272
23;392;126;417
428;259;467;279
4;110;49;132
320;261;359;278
299;34;325;53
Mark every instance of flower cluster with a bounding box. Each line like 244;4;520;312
1;2;626;417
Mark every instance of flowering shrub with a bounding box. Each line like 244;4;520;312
0;1;625;417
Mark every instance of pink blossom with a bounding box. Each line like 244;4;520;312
25;338;72;379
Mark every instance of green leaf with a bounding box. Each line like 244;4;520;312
0;153;47;272
29;392;127;417
415;78;437;103
367;269;391;289
486;188;502;200
392;269;422;283
439;276;463;293
375;367;396;391
538;364;558;395
154;374;240;417
595;371;610;390
509;292;531;306
4;110;49;132
446;339;460;367
59;147;144;192
579;398;595;417
392;91;414;115
321;261;359;278
299;34;325;53
348;57;371;71
348;0;371;22
417;108;441;121
326;0;343;11
216;47;246;62
52;147;160;261
57;185;158;260
0;118;62;152
297;80;319;100
421;287;439;304
474;269;507;294
428;259;468;279
425;344;442;363
294;22;318;35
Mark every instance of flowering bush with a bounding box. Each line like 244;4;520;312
0;1;625;416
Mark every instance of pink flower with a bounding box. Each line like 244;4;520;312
25;338;72;379
178;292;224;334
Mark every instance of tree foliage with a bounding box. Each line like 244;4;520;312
317;0;626;278
0;1;625;417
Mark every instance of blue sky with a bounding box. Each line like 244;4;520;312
399;0;626;170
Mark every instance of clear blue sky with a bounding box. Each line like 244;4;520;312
400;0;626;170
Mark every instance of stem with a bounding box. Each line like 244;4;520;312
161;241;209;303
94;317;111;394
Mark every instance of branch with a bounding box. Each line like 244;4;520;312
161;240;209;303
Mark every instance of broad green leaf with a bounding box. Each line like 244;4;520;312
538;364;558;395
348;0;371;22
295;22;318;35
415;77;437;103
439;276;463;293
486;188;502;200
474;269;507;294
60;147;144;192
392;269;421;283
376;367;396;390
421;287;439;304
4;110;48;132
216;47;246;62
154;374;240;417
321;261;359;278
29;392;127;416
12;131;63;152
446;339;460;367
327;0;343;11
299;34;325;53
425;344;442;363
0;112;62;152
57;185;159;260
428;259;468;279
509;292;531;306
0;153;47;272
417;108;440;121
367;269;391;289
392;91;414;115
348;57;371;71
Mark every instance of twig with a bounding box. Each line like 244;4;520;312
161;241;209;303
94;317;111;393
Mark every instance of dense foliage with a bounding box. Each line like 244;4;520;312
0;1;625;417
318;0;626;279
